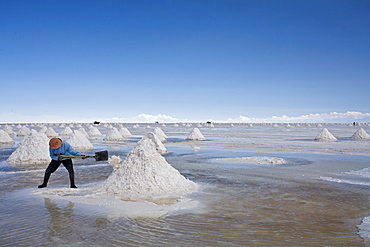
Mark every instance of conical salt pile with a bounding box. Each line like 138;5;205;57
104;128;124;141
46;127;58;138
60;127;73;136
186;128;205;141
78;127;90;138
0;130;15;144
153;127;167;142
119;127;132;138
351;128;370;140
144;132;167;154
88;126;102;138
3;125;14;136
67;130;94;151
96;137;197;199
17;126;31;137
315;128;337;141
6;130;50;165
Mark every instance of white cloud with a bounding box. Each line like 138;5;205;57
226;111;370;123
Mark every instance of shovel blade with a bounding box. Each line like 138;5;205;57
94;150;108;161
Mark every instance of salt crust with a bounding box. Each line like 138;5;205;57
67;130;94;151
186;128;205;141
6;130;51;165
17;126;30;136
152;127;167;142
218;156;286;165
0;129;15;144
351;128;370;140
315;128;337;141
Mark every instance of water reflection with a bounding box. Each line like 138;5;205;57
44;198;75;238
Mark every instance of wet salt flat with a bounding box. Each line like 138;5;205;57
1;123;370;246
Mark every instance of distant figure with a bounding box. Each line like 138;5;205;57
38;138;85;189
353;122;356;126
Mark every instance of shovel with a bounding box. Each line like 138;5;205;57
59;150;108;161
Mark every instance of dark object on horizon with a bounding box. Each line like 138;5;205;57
353;122;356;126
93;121;100;125
155;121;159;124
206;121;212;124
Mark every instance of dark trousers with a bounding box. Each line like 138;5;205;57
40;159;76;187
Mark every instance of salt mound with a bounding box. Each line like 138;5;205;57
78;127;90;138
153;127;167;142
3;125;14;135
351;128;370;140
67;130;94;151
17;126;31;137
96;137;197;199
0;130;15;144
144;132;167;154
88;126;102;138
315;128;337;141
38;126;47;134
6;130;51;165
46;127;58;138
104;128;124;141
60;127;73;136
186;128;205;141
119;127;132;138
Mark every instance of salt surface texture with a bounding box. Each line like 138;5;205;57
95;137;197;199
218;156;286;165
0;129;15;144
104;128;124;141
144;132;167;154
6;130;51;165
152;127;167;142
67;130;94;151
315;128;338;141
351;128;370;140
186;128;205;141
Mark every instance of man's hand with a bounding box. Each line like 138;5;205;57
58;155;63;161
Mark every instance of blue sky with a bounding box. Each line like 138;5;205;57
1;0;369;123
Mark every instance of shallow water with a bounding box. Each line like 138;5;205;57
1;123;370;246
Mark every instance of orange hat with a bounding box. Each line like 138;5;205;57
49;138;62;149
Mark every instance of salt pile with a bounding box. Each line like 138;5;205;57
0;130;15;144
38;126;47;134
67;130;94;151
17;126;31;137
119;127;132;138
3;125;14;135
78;127;90;138
144;132;167;154
104;128;124;141
351;128;370;140
315;128;337;141
60;127;73;136
152;127;167;142
186;128;205;141
88;126;102;138
6;130;51;165
46;127;58;138
95;137;197;199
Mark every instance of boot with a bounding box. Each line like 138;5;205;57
38;172;51;188
69;172;77;188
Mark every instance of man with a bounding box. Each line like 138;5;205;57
38;138;86;188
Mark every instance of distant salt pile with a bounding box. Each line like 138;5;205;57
3;125;14;136
133;124;140;128
119;127;132;138
152;127;167;142
144;132;167;154
67;130;94;151
104;128;124;141
173;123;179;127
351;128;370;140
60;127;73;136
96;137;197;199
17;126;31;137
0;130;15;144
16;124;22;129
38;126;47;134
78;127;90;138
186;128;205;141
46;127;58;138
88;126;102;138
146;125;151;129
315;128;337;141
6;130;50;165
